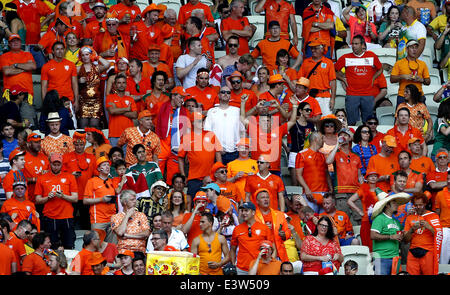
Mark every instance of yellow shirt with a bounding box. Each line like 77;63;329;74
429;14;447;33
65;48;82;67
226;158;258;201
335;16;346;43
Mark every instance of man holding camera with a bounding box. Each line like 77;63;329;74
35;153;78;249
83;157;118;244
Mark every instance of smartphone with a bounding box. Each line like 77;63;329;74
106;195;117;204
263;100;271;107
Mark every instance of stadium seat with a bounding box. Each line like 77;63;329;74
247;15;266;49
215;50;226;59
427;105;439;124
64;249;79;274
289;15;303;50
352;225;361;244
336;47;352;60
285;185;303;196
438;264;450;274
151;0;182;13
422;84;442;108
376;106;395;126
422;48;434;68
249;0;261;16
340;245;375;275
425;36;436;62
370;47;397;67
201;0;214;7
440;67;448;83
74;230;87;251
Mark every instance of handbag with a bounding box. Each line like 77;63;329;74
409;247;428;258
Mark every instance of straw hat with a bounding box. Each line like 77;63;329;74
370;188;411;219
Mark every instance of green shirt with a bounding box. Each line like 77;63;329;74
371;213;402;259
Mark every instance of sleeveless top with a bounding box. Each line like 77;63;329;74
198;232;223;275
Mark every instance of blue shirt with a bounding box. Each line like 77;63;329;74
2;139;18;160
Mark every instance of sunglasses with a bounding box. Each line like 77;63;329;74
437;156;448;159
220;90;231;94
303;108;312;112
230;80;241;84
106;23;117;26
324;123;335;128
257;161;267;164
366;121;378;125
217;169;227;174
361;130;370;134
228;43;239;48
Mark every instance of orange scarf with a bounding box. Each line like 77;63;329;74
100;31;127;59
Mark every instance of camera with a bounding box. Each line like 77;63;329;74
105;195;117;204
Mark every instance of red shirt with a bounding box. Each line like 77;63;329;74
334;50;382;96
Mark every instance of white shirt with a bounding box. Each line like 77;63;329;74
175;54;208;89
203;105;244;153
146;228;189;252
367;0;394;23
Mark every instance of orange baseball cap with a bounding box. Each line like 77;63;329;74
138;110;153;119
88;252;106;266
117;249;135;258
296;77;310;88
8;34;21;42
57;16;74;28
365;169;379;178
8;149;25;162
172;86;188;96
27;132;41;142
308;37;325;47
383;135;397;147
193;191;208;202
407;137;420;145
148;44;161;52
228;71;244;81
268;74;284;84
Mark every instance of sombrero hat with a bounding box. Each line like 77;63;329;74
370;188;411;219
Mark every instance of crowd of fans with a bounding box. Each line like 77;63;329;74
0;0;449;276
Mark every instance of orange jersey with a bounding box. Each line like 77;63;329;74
251;38;299;72
83;177;117;224
386;125;424;157
295;148;329;192
84;144;112;160
144;92;170;120
69;248;95;275
227;89;257;111
177;131;222;181
221;17;251;56
298;56;336;97
22;252;50;275
217;181;242;204
0;198;40;231
62;152;96;200
5;232;26;272
13;0;53;44
320;211;353;239
0;243;15;275
0;50;35;95
249;121;288;172
366;153;400;192
118;127;161;167
35;171;78;219
125;76;151;113
435;187;450;228
396;103;431;131
410;156;435;175
226;158;258;202
404;211;441;251
230;221;273;271
41;59;77;102
333;150;362;193
41;134;75;157
105;93;138;138
244;173;285;210
186;85;218;112
129;21;163;61
182;213;202;249
84;20;107;40
23;151;49;202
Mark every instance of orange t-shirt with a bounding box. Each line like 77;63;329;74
226;158;258;201
225;88;257;111
0;243;15;275
178;131;223;181
142;62;173;80
263;0;295;39
144;92;170;120
404;211;441;251
23;151;49;203
186;85;218;112
221;17;251;56
333;150;362;194
248;258;282;275
41;58;77;102
298;56;336;98
217;181;242;204
230;221;273;271
0;198;39;230
129;21;163;61
251;38;299;72
110;2;141;34
69;248;95;275
13;0;53;44
295;148;329;192
182;212;202;249
84;20;106;40
125;76;151;113
435;187;450;228
320;211;353;239
366;153;400;192
35;171;78;219
244;173;285;210
83;177;117;224
3;170;28;200
105;93;137;138
386;125;424;157
5;232;26;272
178;2;214;25
62;152;96;200
410;156;435;176
249;121;288;172
22;252;50;275
38;29;67;55
0;50;35;95
286;211;305;240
